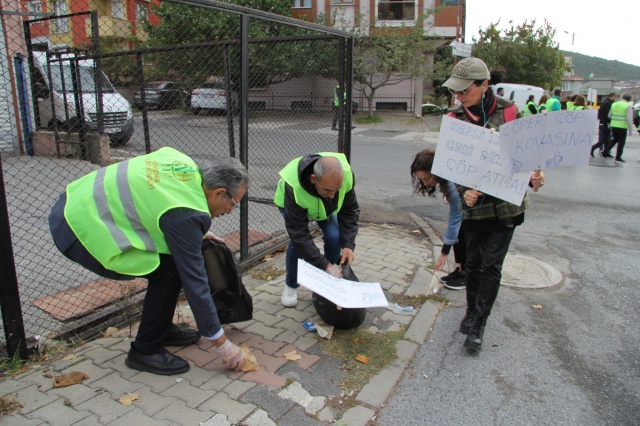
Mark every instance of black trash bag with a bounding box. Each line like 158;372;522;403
201;239;253;324
312;264;366;330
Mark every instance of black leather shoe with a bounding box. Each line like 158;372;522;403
162;324;200;346
463;316;486;351
459;309;476;334
125;344;189;375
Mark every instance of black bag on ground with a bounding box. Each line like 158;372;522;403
312;264;366;330
201;239;253;324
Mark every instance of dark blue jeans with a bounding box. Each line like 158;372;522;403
279;209;341;288
464;227;515;318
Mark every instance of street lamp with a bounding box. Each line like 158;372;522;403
563;30;575;47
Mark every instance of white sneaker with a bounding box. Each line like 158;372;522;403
281;286;298;307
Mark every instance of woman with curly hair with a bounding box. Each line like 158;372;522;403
410;148;466;290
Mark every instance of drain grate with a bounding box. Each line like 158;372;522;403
501;254;563;289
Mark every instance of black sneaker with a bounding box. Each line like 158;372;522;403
598;151;605;159
440;267;463;283
602;153;614;159
443;275;466;290
614;158;626;163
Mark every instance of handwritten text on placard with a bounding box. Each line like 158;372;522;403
296;259;388;308
432;115;530;205
499;110;597;171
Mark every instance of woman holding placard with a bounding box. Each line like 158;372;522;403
442;57;545;351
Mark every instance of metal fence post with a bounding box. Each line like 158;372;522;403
0;158;28;360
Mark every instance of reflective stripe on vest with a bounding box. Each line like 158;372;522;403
610;100;630;129
65;147;209;275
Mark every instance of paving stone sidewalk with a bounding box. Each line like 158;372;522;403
0;218;443;426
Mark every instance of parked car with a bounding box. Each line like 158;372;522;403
31;51;134;147
134;81;188;110
421;103;445;116
190;81;238;114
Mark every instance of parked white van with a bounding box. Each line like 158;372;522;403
30;51;134;146
492;83;545;112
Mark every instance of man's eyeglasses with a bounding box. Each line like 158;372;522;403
448;86;472;96
226;191;240;208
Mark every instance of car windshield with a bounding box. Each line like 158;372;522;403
47;64;115;94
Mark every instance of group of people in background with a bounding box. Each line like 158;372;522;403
590;92;638;163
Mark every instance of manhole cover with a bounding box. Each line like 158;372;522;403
501;254;562;289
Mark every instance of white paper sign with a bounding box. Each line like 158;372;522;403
499;110;597;171
296;259;388;308
432;115;531;205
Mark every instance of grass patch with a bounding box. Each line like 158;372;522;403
392;293;429;309
425;293;450;306
250;265;285;281
320;328;404;397
355;115;383;124
0;395;23;416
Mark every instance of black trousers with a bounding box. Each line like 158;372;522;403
332;105;344;129
604;127;628;159
464;227;515;318
592;124;611;152
135;254;183;354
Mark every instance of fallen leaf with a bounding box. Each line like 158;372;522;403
240;344;259;371
62;354;77;361
102;327;118;338
410;369;416;376
53;371;89;388
267;275;272;280
355;355;370;364
412;230;421;233
531;304;543;310
118;392;140;405
353;338;359;343
284;350;302;361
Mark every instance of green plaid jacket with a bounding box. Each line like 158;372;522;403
449;97;530;226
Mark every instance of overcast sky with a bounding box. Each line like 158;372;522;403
464;0;640;70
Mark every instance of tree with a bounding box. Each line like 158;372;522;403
349;12;442;118
142;1;329;91
471;19;567;91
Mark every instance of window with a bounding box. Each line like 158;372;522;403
293;0;312;7
442;0;459;5
112;0;125;19
27;1;43;15
377;0;416;21
53;0;68;33
136;2;148;22
331;0;354;4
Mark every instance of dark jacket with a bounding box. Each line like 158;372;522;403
448;96;529;231
282;153;360;269
598;97;614;125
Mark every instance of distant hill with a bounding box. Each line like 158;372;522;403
563;51;640;82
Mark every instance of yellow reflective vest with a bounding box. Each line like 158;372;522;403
64;147;209;275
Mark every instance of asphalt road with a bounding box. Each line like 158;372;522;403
351;132;640;425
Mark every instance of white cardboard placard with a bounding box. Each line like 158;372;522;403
296;259;388;308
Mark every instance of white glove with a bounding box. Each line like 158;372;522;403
325;264;342;278
214;339;245;371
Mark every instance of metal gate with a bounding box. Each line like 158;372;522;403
0;0;354;360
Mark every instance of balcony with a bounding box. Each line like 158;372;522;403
85;16;132;39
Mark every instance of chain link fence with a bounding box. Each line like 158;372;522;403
0;0;353;360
